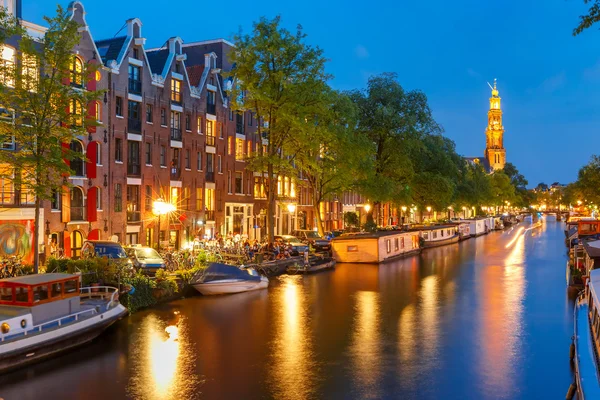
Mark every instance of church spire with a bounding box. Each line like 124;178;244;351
484;79;505;171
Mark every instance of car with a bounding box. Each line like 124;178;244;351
325;230;344;239
125;246;166;275
80;240;134;271
292;230;331;252
274;235;309;256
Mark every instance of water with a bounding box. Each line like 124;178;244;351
0;217;575;399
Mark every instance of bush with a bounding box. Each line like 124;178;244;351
176;266;205;284
154;268;169;281
157;278;178;296
121;273;157;313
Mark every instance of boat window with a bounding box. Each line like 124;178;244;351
401;238;405;249
441;230;444;237
15;287;28;302
347;245;358;252
0;287;11;301
51;282;63;298
33;285;49;302
394;238;399;251
423;232;429;239
433;232;437;239
386;239;391;253
64;279;77;293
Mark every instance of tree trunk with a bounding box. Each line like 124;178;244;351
266;163;275;244
33;196;41;274
314;200;324;237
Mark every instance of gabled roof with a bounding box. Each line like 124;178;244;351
95;36;128;65
186;65;204;86
465;156;491;173
146;48;169;76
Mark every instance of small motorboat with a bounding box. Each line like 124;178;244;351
0;273;127;373
191;263;269;295
287;257;336;274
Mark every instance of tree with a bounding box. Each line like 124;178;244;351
574;155;600;204
573;0;600;35
350;73;441;225
453;163;492;211
0;6;101;271
503;162;528;189
489;172;516;210
229;16;329;242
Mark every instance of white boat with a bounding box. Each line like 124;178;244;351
0;273;127;373
191;263;269;295
571;269;600;399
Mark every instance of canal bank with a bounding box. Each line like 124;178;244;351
0;216;574;400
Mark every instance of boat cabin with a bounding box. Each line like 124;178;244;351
0;274;81;340
419;225;458;241
450;222;471;239
463;218;489;237
331;231;420;263
578;220;600;238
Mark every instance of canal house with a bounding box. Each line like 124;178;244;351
331;231;420;263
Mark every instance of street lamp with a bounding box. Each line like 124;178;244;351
287;203;296;233
426;206;432;221
364;204;371;213
401;206;407;224
153;199;176;250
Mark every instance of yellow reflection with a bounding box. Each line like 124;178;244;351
398;304;416;363
420;276;440;359
351;291;381;395
149;324;180;398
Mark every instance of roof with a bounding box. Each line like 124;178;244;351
186;64;204;86
465;156;491;172
146;49;169;75
332;230;417;241
1;273;78;285
95;36;128;64
584;240;600;259
415;225;457;231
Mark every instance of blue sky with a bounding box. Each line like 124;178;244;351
24;0;600;187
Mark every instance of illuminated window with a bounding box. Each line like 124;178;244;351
236;138;244;161
69;99;83;127
170;79;181;104
206;119;214;136
0;46;15;87
247;141;252;157
170;187;179;205
70;56;84;88
196;188;202;211
197;116;203;134
22;53;37;91
95;102;101;121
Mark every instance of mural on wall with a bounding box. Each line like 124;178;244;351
0;220;34;264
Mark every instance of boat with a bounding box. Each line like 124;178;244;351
331;231;420;263
287;257;336;274
191;263;269;295
418;225;460;248
0;273;126;373
567;219;600;249
450;221;471;240
463;218;489;237
571;269;600;399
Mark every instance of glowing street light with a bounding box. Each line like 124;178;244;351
364;204;371;213
287;203;296;213
153;199;176;250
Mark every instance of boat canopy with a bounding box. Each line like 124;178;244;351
0;273;80;307
196;263;261;283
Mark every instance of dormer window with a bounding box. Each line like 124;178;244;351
175;63;180;73
171;79;181;105
133;48;139;60
70;56;84;88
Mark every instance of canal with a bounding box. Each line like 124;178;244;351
0;217;575;399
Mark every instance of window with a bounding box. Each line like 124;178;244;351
145;142;152;165
22;53;38;91
196;188;202;211
206;119;214;137
133;48;139;59
115;138;122;162
128;101;141;133
127;141;140;175
69;99;83;127
394;238;399;251
236;113;244;134
70;56;84;88
236;139;245;161
386;239;391;253
249;112;253;126
69;140;84;176
254;177;266;199
170;111;181;140
219;122;223;138
95;102;101;121
185;114;191;131
94;142;101;166
96;187;102;210
114;183;122;212
227;171;232;193
116;96;123;116
228;137;234;155
146;104;153;123
128;64;141;94
229;109;234;121
160;108;166;126
145;185;152;211
51;189;60;210
160;146;166;166
197;116;203;134
235;172;243;194
183;187;190;210
127;185;141;222
171;79;181;104
218;155;222;173
207;90;215;114
0;46;15;87
185;149;190;169
197;152;202;170
206;153;214;173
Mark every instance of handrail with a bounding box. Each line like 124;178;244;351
79;286;120;311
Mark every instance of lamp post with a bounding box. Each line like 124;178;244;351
426;206;432;222
401;206;407;225
153;199;176;251
287;203;296;234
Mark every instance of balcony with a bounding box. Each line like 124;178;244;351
127;163;141;176
205;171;215;182
128;118;142;134
128;79;142;95
206;135;215;147
127;210;141;223
171;128;182;141
170;166;181;180
71;206;86;221
205;210;215;221
206;103;216;115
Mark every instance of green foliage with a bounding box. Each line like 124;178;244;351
195;249;221;267
121;273;157;314
176;266;204;284
154;268;169;281
156;278;178;297
343;211;359;227
362;216;378;233
575;155;600;205
573;0;600;35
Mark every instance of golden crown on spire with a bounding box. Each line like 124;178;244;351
491;78;499;97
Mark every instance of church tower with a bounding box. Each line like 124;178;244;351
484;79;505;171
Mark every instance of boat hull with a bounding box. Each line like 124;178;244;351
288;259;336;274
0;305;127;374
192;277;269;295
422;235;460;248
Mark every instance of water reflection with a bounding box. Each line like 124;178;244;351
350;291;381;398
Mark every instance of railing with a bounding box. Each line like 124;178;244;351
205;171;215;182
205;210;215;221
206;103;216;115
128;118;142;134
79;286;120;311
170;128;182;141
127;163;140;176
206;135;215;146
127;210;141;222
128;79;142;95
71;206;86;221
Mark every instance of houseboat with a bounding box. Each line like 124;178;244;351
450;222;471;241
464;218;489;237
418;225;459;248
331;231;420;263
567;219;600;249
0;273;127;373
571;268;600;399
493;216;504;230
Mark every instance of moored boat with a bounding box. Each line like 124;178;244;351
0;273;127;373
191;263;269;295
287;257;336;274
418;225;460;248
571;269;600;399
331;231;420;263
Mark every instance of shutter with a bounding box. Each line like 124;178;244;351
61;187;70;223
86;102;96;133
88;229;100;240
63;231;71;258
62;142;70;168
87;186;97;222
86;142;97;178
